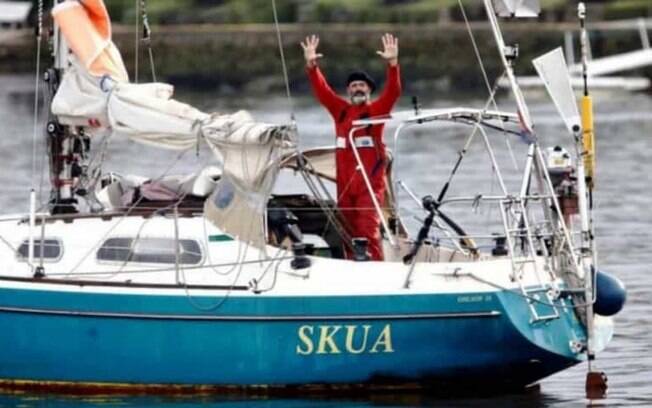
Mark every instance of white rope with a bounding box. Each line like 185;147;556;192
134;0;140;83
271;0;295;122
457;0;519;171
65;147;194;276
31;0;44;191
135;0;157;82
45;256;295;277
140;0;157;82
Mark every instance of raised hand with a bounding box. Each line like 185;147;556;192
301;35;323;68
376;33;399;66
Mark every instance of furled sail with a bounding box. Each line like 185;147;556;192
50;0;297;248
204;124;295;249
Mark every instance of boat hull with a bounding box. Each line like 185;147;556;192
0;279;586;391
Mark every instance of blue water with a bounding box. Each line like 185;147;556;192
0;73;651;406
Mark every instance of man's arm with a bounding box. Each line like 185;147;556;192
302;35;347;117
374;33;402;112
306;65;347;117
374;64;402;112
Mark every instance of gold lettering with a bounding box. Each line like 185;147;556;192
296;325;314;355
345;325;371;354
316;325;342;354
369;324;394;353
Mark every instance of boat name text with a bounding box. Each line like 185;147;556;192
296;324;394;355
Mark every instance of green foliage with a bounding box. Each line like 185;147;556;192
30;0;651;24
605;0;651;19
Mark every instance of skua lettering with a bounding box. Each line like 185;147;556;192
296;325;314;355
296;324;394;355
317;325;342;354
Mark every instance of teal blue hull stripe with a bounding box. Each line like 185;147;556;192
0;285;586;387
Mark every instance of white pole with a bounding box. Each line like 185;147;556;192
348;127;395;246
28;190;37;271
639;18;650;49
28;0;44;273
578;3;597;378
483;0;534;134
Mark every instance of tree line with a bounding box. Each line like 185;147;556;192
26;0;652;25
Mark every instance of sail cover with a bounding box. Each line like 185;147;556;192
204;123;295;249
50;0;297;248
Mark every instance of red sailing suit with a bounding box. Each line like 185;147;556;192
307;64;401;261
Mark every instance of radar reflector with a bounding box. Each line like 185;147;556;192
533;47;581;135
493;0;540;18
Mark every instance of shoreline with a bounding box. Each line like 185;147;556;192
1;23;650;94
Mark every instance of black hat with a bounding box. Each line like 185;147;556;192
346;71;376;93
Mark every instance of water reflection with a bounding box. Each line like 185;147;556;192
0;385;581;408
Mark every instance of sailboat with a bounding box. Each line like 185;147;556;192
0;0;626;395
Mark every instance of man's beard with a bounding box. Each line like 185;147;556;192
351;92;369;105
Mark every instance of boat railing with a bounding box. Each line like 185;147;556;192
404;190;568;322
351;106;529;250
436;194;557;206
351;107;520;128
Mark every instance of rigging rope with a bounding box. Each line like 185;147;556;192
457;0;519;171
31;0;44;191
134;0;157;83
66;147;194;276
271;0;295;122
433;80;501;205
134;0;140;82
140;0;157;82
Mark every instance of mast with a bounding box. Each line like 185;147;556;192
577;2;608;399
44;0;90;214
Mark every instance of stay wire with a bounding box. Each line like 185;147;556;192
66;147;194;276
31;0;44;192
271;0;295;122
434;81;502;206
458;0;519;171
134;0;140;83
140;0;157;82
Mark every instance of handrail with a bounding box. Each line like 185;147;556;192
352;107;520;128
347;126;396;246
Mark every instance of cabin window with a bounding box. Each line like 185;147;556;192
97;237;202;265
16;239;63;262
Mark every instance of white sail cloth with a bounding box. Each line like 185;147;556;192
50;0;296;249
51;63;269;150
52;63;296;247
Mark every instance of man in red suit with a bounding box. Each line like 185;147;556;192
301;34;402;261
